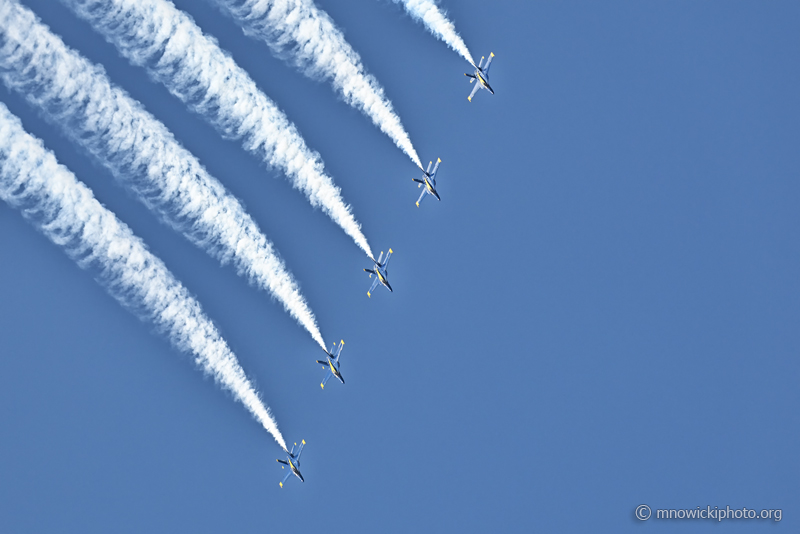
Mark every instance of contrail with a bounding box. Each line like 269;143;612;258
390;0;475;66
0;103;287;450
203;0;423;169
60;0;377;255
0;0;327;350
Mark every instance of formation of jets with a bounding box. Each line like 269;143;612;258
279;53;497;488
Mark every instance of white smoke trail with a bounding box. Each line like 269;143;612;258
0;0;327;350
391;0;475;66
203;0;423;169
60;0;377;255
0;103;287;450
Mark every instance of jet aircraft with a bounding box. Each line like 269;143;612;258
364;249;393;297
413;158;442;207
465;53;495;102
316;340;345;389
277;440;306;488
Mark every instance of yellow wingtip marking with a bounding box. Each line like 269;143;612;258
389;248;393;253
341;340;344;345
468;97;472;102
302;440;306;445
416;202;419;207
279;482;283;488
438;158;441;163
320;383;324;389
490;52;495;57
367;292;371;298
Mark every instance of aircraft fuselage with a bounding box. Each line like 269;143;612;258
377;269;388;285
288;457;303;481
476;71;494;94
424;176;440;199
326;355;344;383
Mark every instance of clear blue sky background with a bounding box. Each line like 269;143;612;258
0;0;797;531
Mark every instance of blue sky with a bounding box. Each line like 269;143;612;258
0;0;798;531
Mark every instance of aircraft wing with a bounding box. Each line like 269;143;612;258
430;158;441;181
367;276;380;297
334;340;344;361
416;188;426;207
484;52;494;75
279;470;292;488
467;83;480;102
383;248;393;267
295;440;306;461
321;369;333;389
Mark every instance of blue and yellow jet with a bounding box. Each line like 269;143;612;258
413;158;441;207
277;440;305;488
316;340;345;389
364;249;393;298
465;53;495;102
